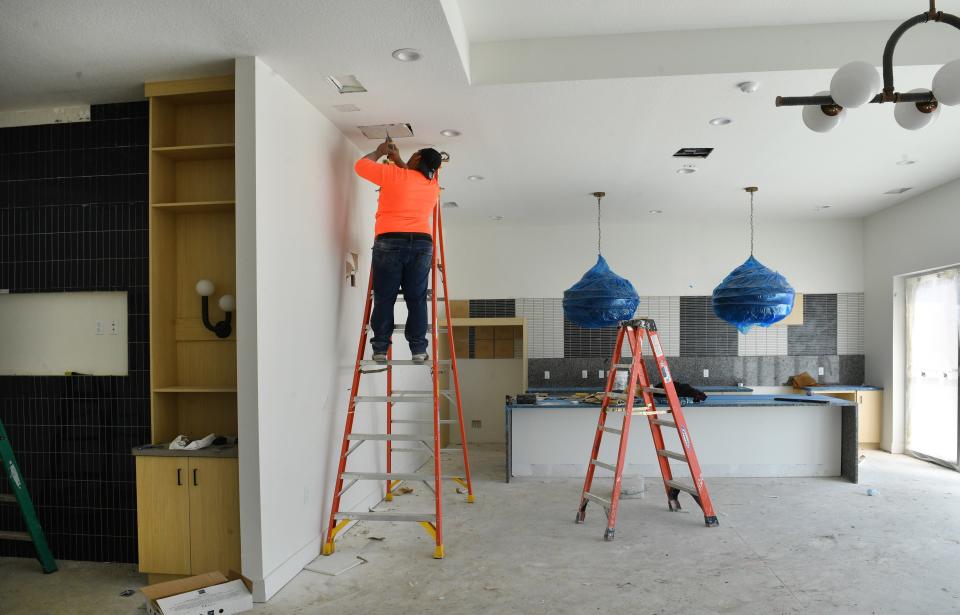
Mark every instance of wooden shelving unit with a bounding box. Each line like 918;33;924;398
138;74;240;582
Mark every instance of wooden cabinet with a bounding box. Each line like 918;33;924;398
137;75;240;579
136;456;240;575
856;391;883;448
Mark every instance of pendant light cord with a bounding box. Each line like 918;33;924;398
597;194;602;255
749;190;755;256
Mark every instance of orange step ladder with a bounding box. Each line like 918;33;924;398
323;201;474;559
576;318;719;540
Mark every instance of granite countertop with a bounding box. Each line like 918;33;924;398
508;393;856;410
527;385;754;393
800;385;883;393
132;443;239;457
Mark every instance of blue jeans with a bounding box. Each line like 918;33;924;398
370;234;433;354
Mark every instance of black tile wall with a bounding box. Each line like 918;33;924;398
0;101;149;564
788;293;838;355
563;319;619;358
469;299;515;318
679;296;738;356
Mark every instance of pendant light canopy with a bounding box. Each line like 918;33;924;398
563;192;640;328
711;187;795;334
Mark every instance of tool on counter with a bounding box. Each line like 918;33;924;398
576;318;719;541
0;417;57;573
322;197;473;560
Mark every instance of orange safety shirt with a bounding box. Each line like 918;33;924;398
354;158;439;236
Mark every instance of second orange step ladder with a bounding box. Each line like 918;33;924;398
576;318;719;540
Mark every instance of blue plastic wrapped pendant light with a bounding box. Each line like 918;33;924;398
712;187;795;334
563;192;640;328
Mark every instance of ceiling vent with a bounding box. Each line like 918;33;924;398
332;104;360;112
442;201;459;208
883;187;913;194
673;147;714;158
359;123;414;139
328;75;367;94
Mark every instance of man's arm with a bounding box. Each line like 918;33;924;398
355;138;406;185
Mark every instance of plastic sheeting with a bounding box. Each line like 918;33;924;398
712;255;795;334
563;255;640;328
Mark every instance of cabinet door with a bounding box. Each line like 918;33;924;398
136;457;191;574
857;391;883;445
188;458;241;574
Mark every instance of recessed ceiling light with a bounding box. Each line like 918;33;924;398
815;205;832;211
896;158;917;166
442;201;459;208
392;48;422;62
468;175;484;181
649;209;663;214
440;129;461;137
709;117;732;126
676;167;697;175
327;75;367;94
884;187;913;194
490;215;503;221
738;81;760;93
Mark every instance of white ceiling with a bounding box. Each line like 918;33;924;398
458;0;917;42
2;0;959;223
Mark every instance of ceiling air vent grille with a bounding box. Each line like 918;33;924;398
673;147;714;158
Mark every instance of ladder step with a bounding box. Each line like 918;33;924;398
665;479;699;496
389;446;464;454
391;419;458;424
602;426;622;435
355;393;451;403
583;492;611;509
0;530;32;542
341;472;443;481
347;433;427;442
334;511;437;523
657;449;688;462
642;386;667;394
392;389;455;398
651;418;677;428
0;493;16;504
359;359;452;366
591;460;616;472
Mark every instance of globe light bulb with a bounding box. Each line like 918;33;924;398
802;91;845;133
219;295;236;312
830;61;881;108
894;88;939;130
195;279;214;297
932;59;960;106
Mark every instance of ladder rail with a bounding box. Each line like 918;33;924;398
436;203;474;503
428;201;444;559
633;331;676;495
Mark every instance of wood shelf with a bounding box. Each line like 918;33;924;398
151;200;235;214
152;144;235;161
154;386;237;394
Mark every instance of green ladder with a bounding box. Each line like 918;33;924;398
0;417;57;573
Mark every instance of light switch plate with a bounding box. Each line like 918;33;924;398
818;366;824;376
582;370;588;379
544;370;550;380
598;370;604;379
703;369;709;378
95;321;104;335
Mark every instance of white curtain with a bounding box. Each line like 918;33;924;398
905;268;959;465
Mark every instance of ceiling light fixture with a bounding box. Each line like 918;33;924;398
440;129;461;137
709;117;732;126
649;209;663;214
738;81;760;93
676;166;697;175
777;1;960;131
896;157;918;165
815;205;833;211
490;215;503;221
443;201;459;208
392;48;422;62
467;175;484;181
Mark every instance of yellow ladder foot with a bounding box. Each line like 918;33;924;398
466;494;476;503
433;545;445;559
322;542;335;556
385;493;394;502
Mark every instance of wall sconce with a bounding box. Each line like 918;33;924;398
195;279;234;338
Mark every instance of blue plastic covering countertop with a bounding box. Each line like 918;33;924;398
800;385;883;393
507;394;855;409
563;255;639;328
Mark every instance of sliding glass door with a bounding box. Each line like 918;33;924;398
905;267;960;469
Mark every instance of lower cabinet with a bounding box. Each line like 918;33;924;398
136;456;240;576
856;391;883;447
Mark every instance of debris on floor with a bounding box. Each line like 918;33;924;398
304;552;368;576
395;486;414;495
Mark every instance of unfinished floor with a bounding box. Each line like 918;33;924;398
1;447;958;614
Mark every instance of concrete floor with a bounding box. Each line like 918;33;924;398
1;446;959;614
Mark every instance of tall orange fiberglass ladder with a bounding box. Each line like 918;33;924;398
323;201;474;560
576;318;719;541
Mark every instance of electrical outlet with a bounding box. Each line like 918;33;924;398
471;420;481;429
95;321;104;335
598;370;604;379
818;366;825;376
109;320;118;335
703;368;709;378
582;370;588;379
544;370;550;380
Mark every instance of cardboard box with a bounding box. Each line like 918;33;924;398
142;571;253;615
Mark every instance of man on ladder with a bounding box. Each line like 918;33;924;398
354;137;444;364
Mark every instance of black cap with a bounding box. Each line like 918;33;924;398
417;148;442;179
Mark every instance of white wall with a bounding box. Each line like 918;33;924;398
236;57;428;601
0;291;127;375
443;217;864;298
863;179;960;453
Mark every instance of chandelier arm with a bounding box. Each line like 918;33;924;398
776;91;934;108
881;13;931;96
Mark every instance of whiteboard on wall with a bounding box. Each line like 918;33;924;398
0;291;129;376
